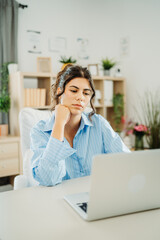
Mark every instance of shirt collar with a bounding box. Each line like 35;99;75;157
43;111;93;132
80;112;93;129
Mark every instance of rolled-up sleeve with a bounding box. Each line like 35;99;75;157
30;124;76;186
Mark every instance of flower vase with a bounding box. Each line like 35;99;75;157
135;135;144;150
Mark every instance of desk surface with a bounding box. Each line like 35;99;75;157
0;176;160;240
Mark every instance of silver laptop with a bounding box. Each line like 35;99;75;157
64;149;160;221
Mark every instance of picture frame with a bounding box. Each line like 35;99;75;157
88;64;99;76
37;57;52;73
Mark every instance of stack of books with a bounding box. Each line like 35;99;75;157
24;88;46;107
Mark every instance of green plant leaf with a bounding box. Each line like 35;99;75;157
0;95;10;113
59;56;77;64
113;93;124;133
0;62;11;113
101;58;116;70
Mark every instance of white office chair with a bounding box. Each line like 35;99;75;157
14;106;92;190
14;107;52;190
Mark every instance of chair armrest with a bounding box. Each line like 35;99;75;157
14;175;28;190
14;149;39;190
23;149;39;187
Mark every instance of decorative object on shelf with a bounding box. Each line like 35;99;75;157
88;64;99;76
59;56;77;70
138;91;160;149
37;57;52;73
8;63;18;74
113;93;124;133
104;80;113;106
0;124;8;136
114;67;122;77
94;90;101;106
0;62;11;136
101;57;116;76
133;124;148;150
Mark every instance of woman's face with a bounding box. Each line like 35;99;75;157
59;77;92;115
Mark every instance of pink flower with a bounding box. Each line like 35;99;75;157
133;124;148;137
123;120;148;137
134;125;148;132
121;116;125;124
127;129;133;135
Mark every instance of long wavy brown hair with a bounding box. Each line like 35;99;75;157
50;64;96;118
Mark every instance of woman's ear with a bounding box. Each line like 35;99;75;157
57;87;61;95
57;87;62;104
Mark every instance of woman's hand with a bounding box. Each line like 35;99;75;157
51;104;71;141
54;104;71;126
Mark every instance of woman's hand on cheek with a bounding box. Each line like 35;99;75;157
55;104;71;126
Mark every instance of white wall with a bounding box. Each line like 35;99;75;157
17;0;160;121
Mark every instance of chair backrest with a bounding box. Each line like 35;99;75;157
19;107;52;158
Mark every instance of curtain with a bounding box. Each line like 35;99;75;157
0;0;19;67
0;0;18;125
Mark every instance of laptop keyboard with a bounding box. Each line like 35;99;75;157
77;202;88;213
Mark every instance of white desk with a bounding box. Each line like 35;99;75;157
0;176;160;240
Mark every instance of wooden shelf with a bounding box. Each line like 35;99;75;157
104;105;113;108
21;72;56;78
9;72;126;135
32;105;51;110
93;76;125;81
95;105;104;108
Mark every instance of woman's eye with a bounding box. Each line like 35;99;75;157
84;92;90;96
71;90;77;93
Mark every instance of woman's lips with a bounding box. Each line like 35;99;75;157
72;104;83;108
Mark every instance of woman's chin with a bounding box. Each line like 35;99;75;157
70;107;83;115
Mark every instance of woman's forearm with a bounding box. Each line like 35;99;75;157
51;121;65;142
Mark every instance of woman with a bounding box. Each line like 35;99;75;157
30;64;130;186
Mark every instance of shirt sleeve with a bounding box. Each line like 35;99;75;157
30;123;76;186
99;115;130;153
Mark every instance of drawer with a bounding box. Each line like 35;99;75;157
0;157;19;177
0;142;18;159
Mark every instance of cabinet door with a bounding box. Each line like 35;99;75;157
0;142;19;177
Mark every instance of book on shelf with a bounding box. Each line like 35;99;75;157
40;89;46;106
24;88;46;107
24;88;30;106
36;88;41;106
33;89;37;106
30;88;34;106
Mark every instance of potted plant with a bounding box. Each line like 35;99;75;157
138;91;160;149
101;57;116;76
0;62;11;136
123;121;148;150
59;56;77;70
113;93;124;133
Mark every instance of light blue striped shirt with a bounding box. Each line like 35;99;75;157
30;112;130;186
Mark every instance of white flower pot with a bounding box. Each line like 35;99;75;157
103;70;110;76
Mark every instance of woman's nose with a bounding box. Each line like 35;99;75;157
76;91;84;100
